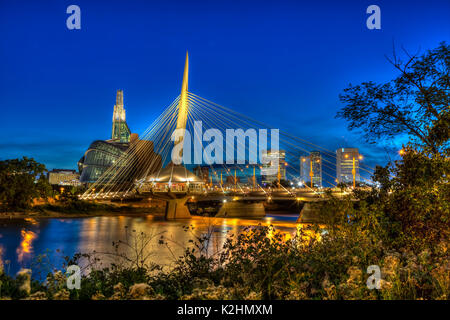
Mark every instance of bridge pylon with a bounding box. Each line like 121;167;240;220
165;196;191;219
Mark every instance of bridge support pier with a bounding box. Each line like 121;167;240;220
297;202;320;223
216;201;265;218
165;197;191;220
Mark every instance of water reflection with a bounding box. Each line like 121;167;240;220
16;229;38;264
0;214;299;279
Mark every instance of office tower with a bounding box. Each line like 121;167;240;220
300;151;322;187
336;148;361;184
262;150;286;184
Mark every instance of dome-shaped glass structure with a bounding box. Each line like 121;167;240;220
78;140;129;183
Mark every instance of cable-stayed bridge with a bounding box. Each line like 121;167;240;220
80;52;374;220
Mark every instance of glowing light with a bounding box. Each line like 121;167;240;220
24;218;38;225
16;230;37;263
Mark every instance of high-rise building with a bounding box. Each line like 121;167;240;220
299;151;322;187
336;148;361;184
262;149;286;185
300;156;309;183
310;151;322;187
111;90;131;143
78;90;161;184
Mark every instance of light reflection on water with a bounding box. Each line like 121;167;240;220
16;229;37;264
0;214;299;279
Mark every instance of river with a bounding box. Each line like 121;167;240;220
0;213;299;279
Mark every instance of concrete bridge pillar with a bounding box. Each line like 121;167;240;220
216;201;265;218
297;202;320;223
165;197;191;220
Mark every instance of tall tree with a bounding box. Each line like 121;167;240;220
0;157;49;210
337;42;449;155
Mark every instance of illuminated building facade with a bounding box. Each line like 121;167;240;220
300;156;309;183
78;140;129;183
78;90;161;184
299;151;322;187
48;169;81;186
262;149;286;184
111;90;131;143
336;148;361;184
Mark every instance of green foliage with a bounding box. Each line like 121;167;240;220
1;217;448;300
38;199;146;214
0;272;28;299
0;157;50;211
338;42;449;155
363;147;450;251
39;200;113;214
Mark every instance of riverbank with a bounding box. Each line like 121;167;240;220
1;222;447;300
0;201;165;219
0;209;165;220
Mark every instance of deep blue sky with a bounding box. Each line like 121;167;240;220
0;0;449;173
